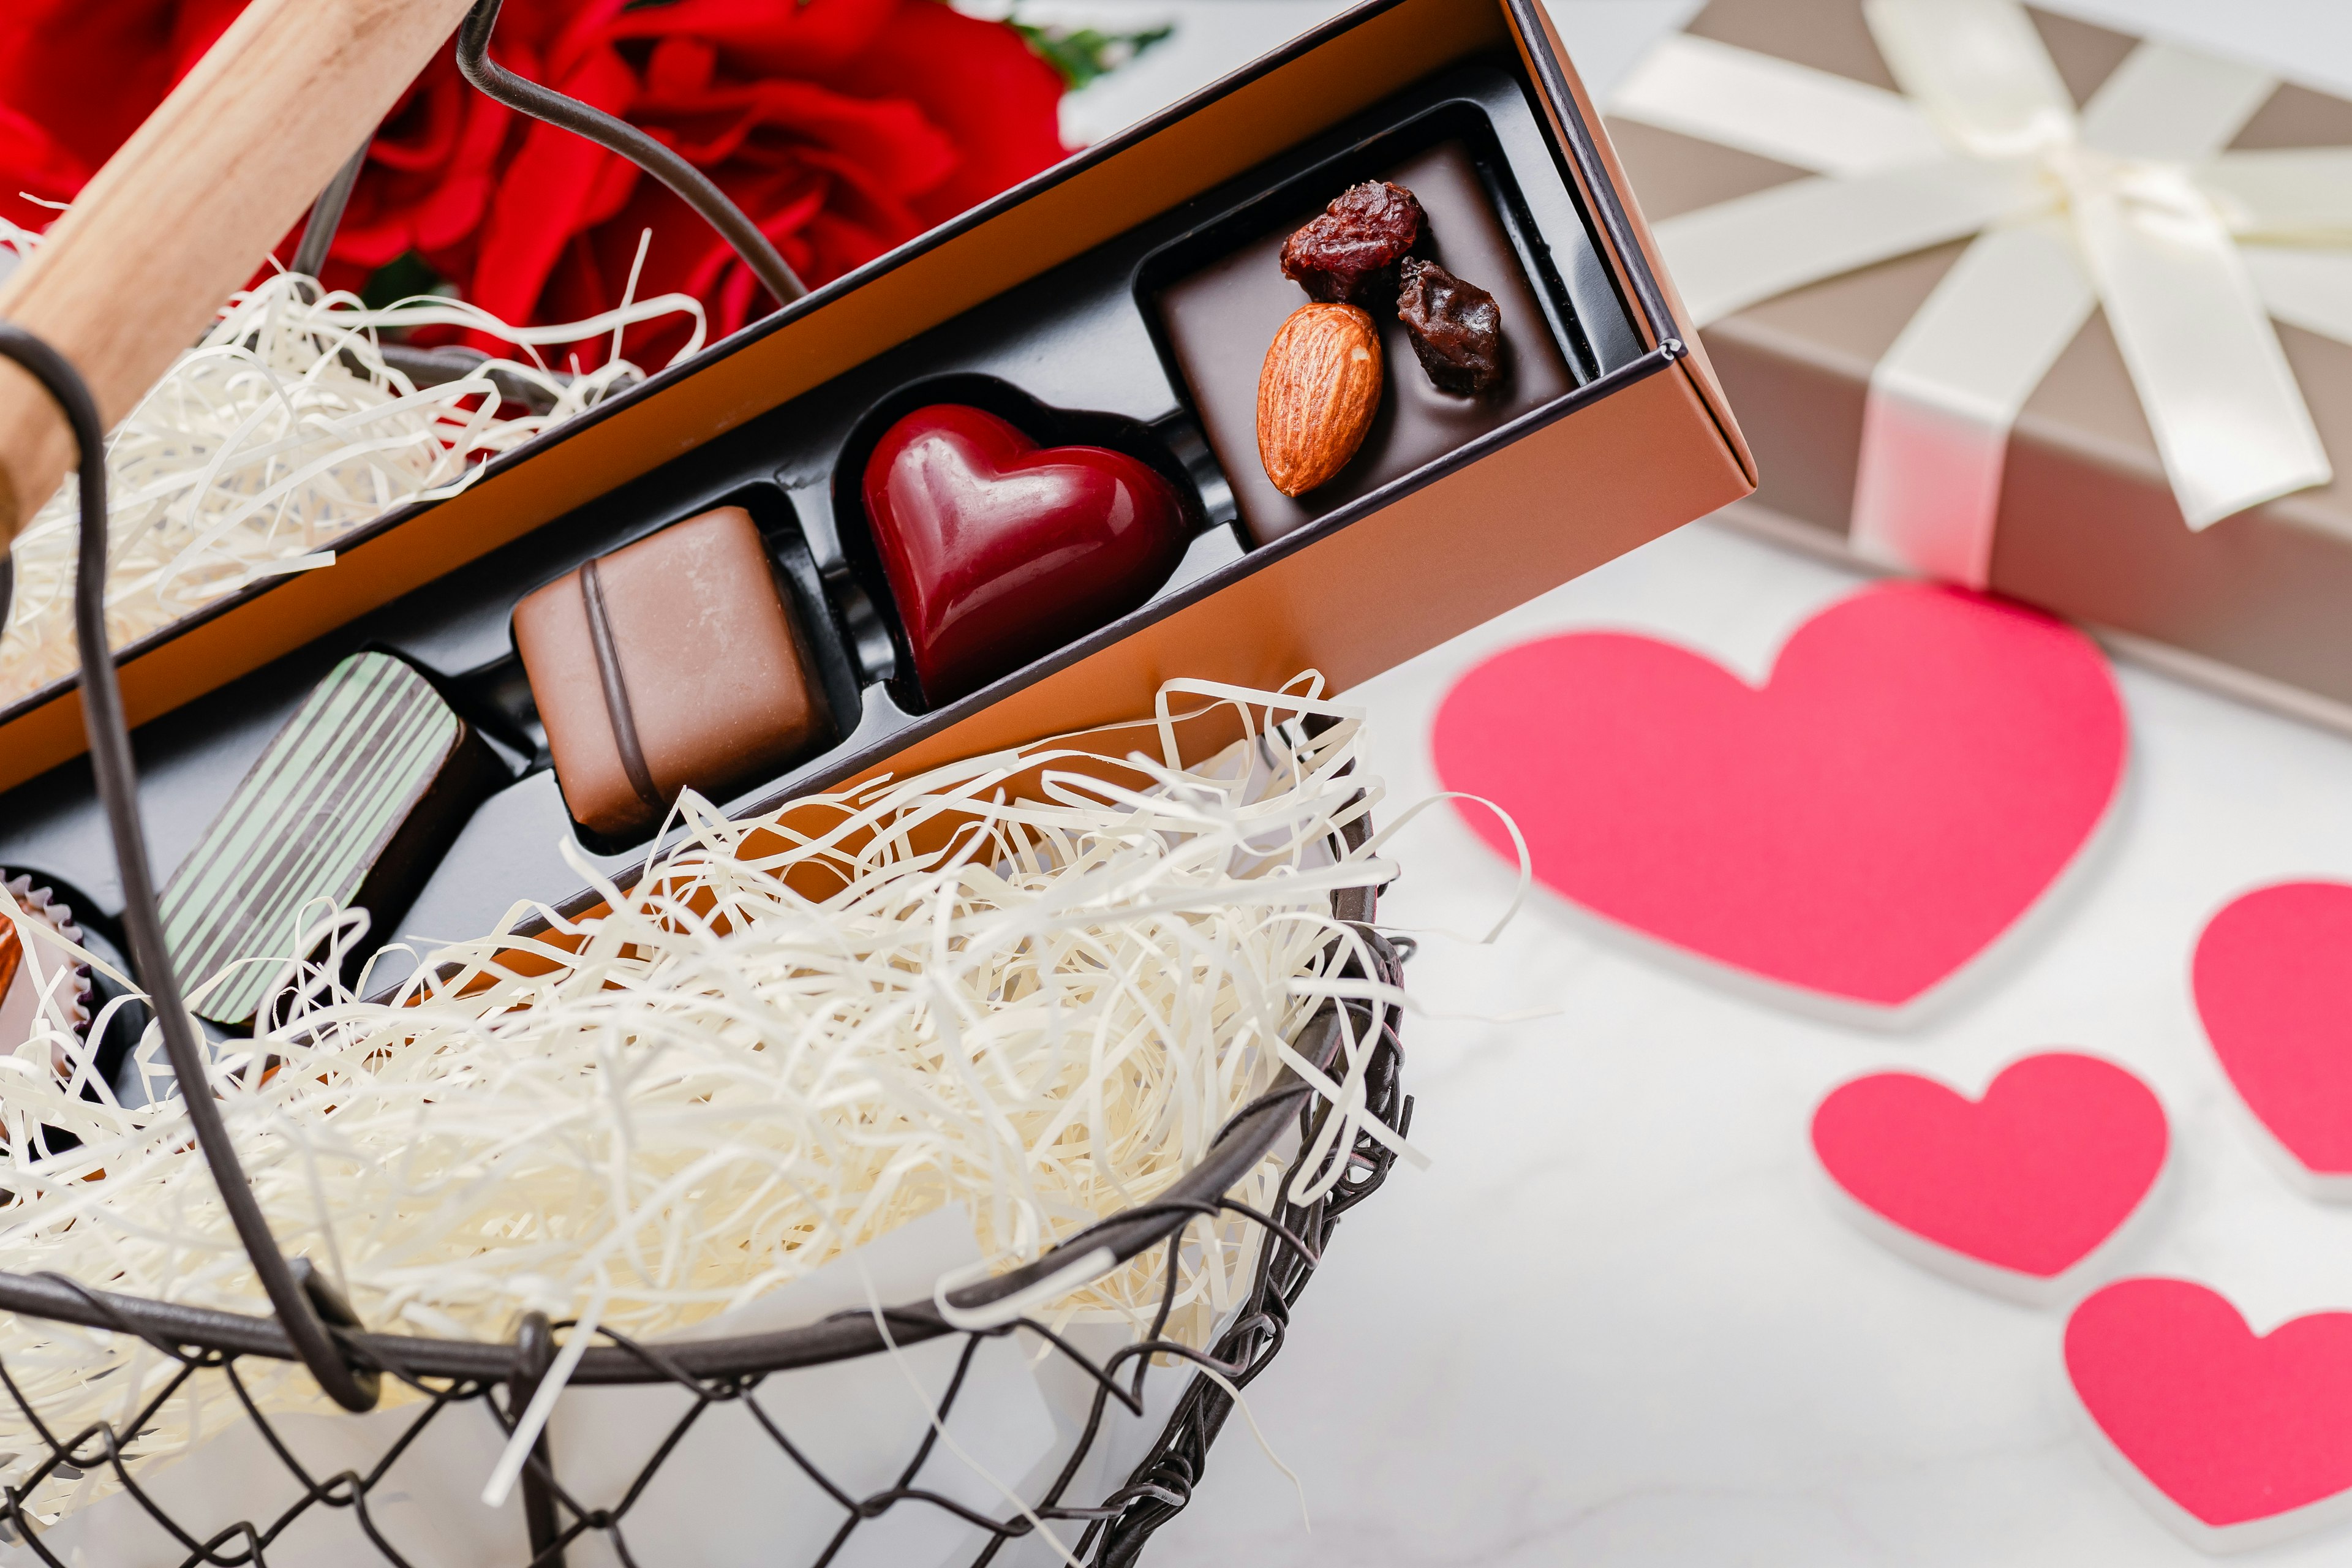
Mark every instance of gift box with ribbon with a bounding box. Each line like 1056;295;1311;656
1607;0;2352;715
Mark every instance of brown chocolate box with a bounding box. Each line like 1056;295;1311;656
0;0;1755;802
0;0;1766;989
1608;0;2352;714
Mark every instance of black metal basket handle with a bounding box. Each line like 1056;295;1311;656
0;325;382;1414
0;1;816;1417
4;0;1399;1411
454;0;808;310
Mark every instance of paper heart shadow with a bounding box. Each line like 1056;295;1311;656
2068;1278;2352;1551
1432;582;2126;1016
1812;1053;2166;1305
2193;881;2352;1200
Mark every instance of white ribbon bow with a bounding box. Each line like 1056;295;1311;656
1613;0;2352;586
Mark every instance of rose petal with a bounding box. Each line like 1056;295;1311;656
368;63;465;173
0;0;186;170
604;0;903;79
839;0;1067;225
645;35;719;100
0;99;85;230
467;42;637;328
636;77;957;200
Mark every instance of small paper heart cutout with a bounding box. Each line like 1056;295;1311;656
2067;1278;2352;1548
1431;582;2125;1009
2192;881;2352;1198
1812;1053;2166;1300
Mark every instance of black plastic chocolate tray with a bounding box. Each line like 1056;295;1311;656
0;56;1643;1023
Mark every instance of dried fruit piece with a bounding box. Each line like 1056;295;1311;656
1280;181;1426;304
1256;303;1383;497
1397;258;1502;394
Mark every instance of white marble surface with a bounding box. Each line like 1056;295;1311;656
1153;521;2352;1567
1009;2;2352;1563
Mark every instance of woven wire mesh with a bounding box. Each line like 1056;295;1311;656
0;929;1407;1568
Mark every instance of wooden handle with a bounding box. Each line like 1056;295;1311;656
0;0;478;541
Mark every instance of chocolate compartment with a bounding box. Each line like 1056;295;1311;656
0;54;1662;1031
1145;105;1593;545
486;481;866;856
826;373;1224;715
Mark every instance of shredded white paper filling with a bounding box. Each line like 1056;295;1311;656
0;684;1422;1521
0;221;706;710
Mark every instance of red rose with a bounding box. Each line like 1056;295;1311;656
319;48;518;291
460;0;1070;364
0;0;1068;363
0;0;240;232
0;104;83;233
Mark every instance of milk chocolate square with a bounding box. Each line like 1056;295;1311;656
514;505;828;840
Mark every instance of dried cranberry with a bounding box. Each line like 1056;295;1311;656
1280;181;1426;304
1396;258;1502;394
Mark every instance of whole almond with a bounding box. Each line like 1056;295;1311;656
1256;303;1382;497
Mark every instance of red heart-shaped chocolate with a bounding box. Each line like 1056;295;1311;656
862;404;1186;704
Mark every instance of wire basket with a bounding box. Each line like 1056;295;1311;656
0;8;1414;1556
0;328;1410;1568
0;925;1406;1568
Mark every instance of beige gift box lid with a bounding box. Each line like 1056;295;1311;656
1610;0;2352;712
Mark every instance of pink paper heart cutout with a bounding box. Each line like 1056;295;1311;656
2192;881;2352;1188
1431;582;2125;1007
2067;1279;2352;1532
1812;1054;2166;1281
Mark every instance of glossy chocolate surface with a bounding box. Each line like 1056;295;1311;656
861;405;1187;706
515;506;830;839
1156;140;1577;546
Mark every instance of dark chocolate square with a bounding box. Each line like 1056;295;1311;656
1156;140;1577;546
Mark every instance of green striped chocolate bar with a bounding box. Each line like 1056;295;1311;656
159;652;502;1027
